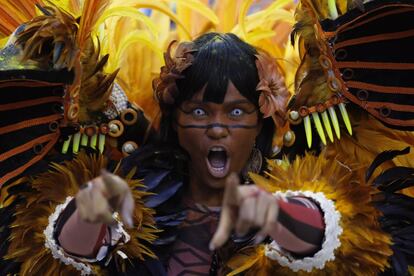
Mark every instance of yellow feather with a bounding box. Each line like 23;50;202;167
213;0;240;32
77;0;110;49
95;6;160;38
232;8;295;34
116;0;192;39
69;0;82;15
237;0;255;39
171;0;219;38
114;30;163;64
227;247;263;276
0;37;9;47
170;0;219;25
245;29;276;44
44;0;81;16
176;1;192;39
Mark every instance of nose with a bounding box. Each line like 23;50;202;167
205;124;229;140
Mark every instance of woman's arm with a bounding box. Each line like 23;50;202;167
56;198;109;258
270;196;324;255
52;172;134;260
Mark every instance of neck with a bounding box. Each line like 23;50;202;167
186;174;224;207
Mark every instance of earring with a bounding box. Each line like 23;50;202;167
242;144;263;183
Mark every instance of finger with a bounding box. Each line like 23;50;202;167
76;189;92;222
222;173;241;206
235;196;256;236
254;191;272;228
209;204;234;251
120;189;134;228
209;173;240;250
255;199;279;244
101;169;128;199
237;185;261;204
91;189;117;225
96;211;117;226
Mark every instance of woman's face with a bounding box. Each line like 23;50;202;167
175;81;261;189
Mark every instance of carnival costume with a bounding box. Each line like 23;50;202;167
0;0;413;276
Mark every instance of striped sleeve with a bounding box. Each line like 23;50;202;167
269;196;325;256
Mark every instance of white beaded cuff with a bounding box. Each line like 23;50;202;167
44;196;131;275
265;190;342;272
44;197;93;275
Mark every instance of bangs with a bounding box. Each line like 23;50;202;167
176;33;260;105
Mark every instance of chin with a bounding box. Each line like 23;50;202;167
204;175;227;190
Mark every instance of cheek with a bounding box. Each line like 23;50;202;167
177;128;202;157
229;130;258;169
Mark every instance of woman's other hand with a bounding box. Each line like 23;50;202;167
76;170;134;228
209;173;279;250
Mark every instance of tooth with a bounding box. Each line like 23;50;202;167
339;103;352;135
321;111;334;142
62;135;72;154
312;113;326;145
72;132;81;153
90;134;97;149
98;134;106;153
81;133;88;146
328;106;340;139
304;115;312;148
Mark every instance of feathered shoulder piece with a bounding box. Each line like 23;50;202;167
288;0;414;148
225;152;393;275
1;151;158;275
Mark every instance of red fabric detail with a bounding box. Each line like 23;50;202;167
92;224;108;255
277;198;324;229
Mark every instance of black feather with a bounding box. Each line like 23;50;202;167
374;167;414;192
365;147;410;182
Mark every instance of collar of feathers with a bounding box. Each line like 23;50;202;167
226;152;393;275
2;151;158;275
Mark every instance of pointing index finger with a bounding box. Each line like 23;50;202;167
209;173;241;250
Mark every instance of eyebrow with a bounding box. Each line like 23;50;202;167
184;99;254;105
180;99;257;115
176;122;260;129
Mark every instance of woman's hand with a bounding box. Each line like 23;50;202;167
76;170;134;228
209;173;279;250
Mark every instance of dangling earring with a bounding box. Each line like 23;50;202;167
242;144;263;184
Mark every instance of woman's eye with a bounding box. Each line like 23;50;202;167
230;108;244;117
192;108;207;117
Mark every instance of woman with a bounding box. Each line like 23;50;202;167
50;33;328;275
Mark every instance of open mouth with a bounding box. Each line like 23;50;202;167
206;146;230;178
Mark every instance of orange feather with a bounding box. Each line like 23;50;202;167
76;0;110;51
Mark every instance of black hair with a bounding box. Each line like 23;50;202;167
159;32;275;159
